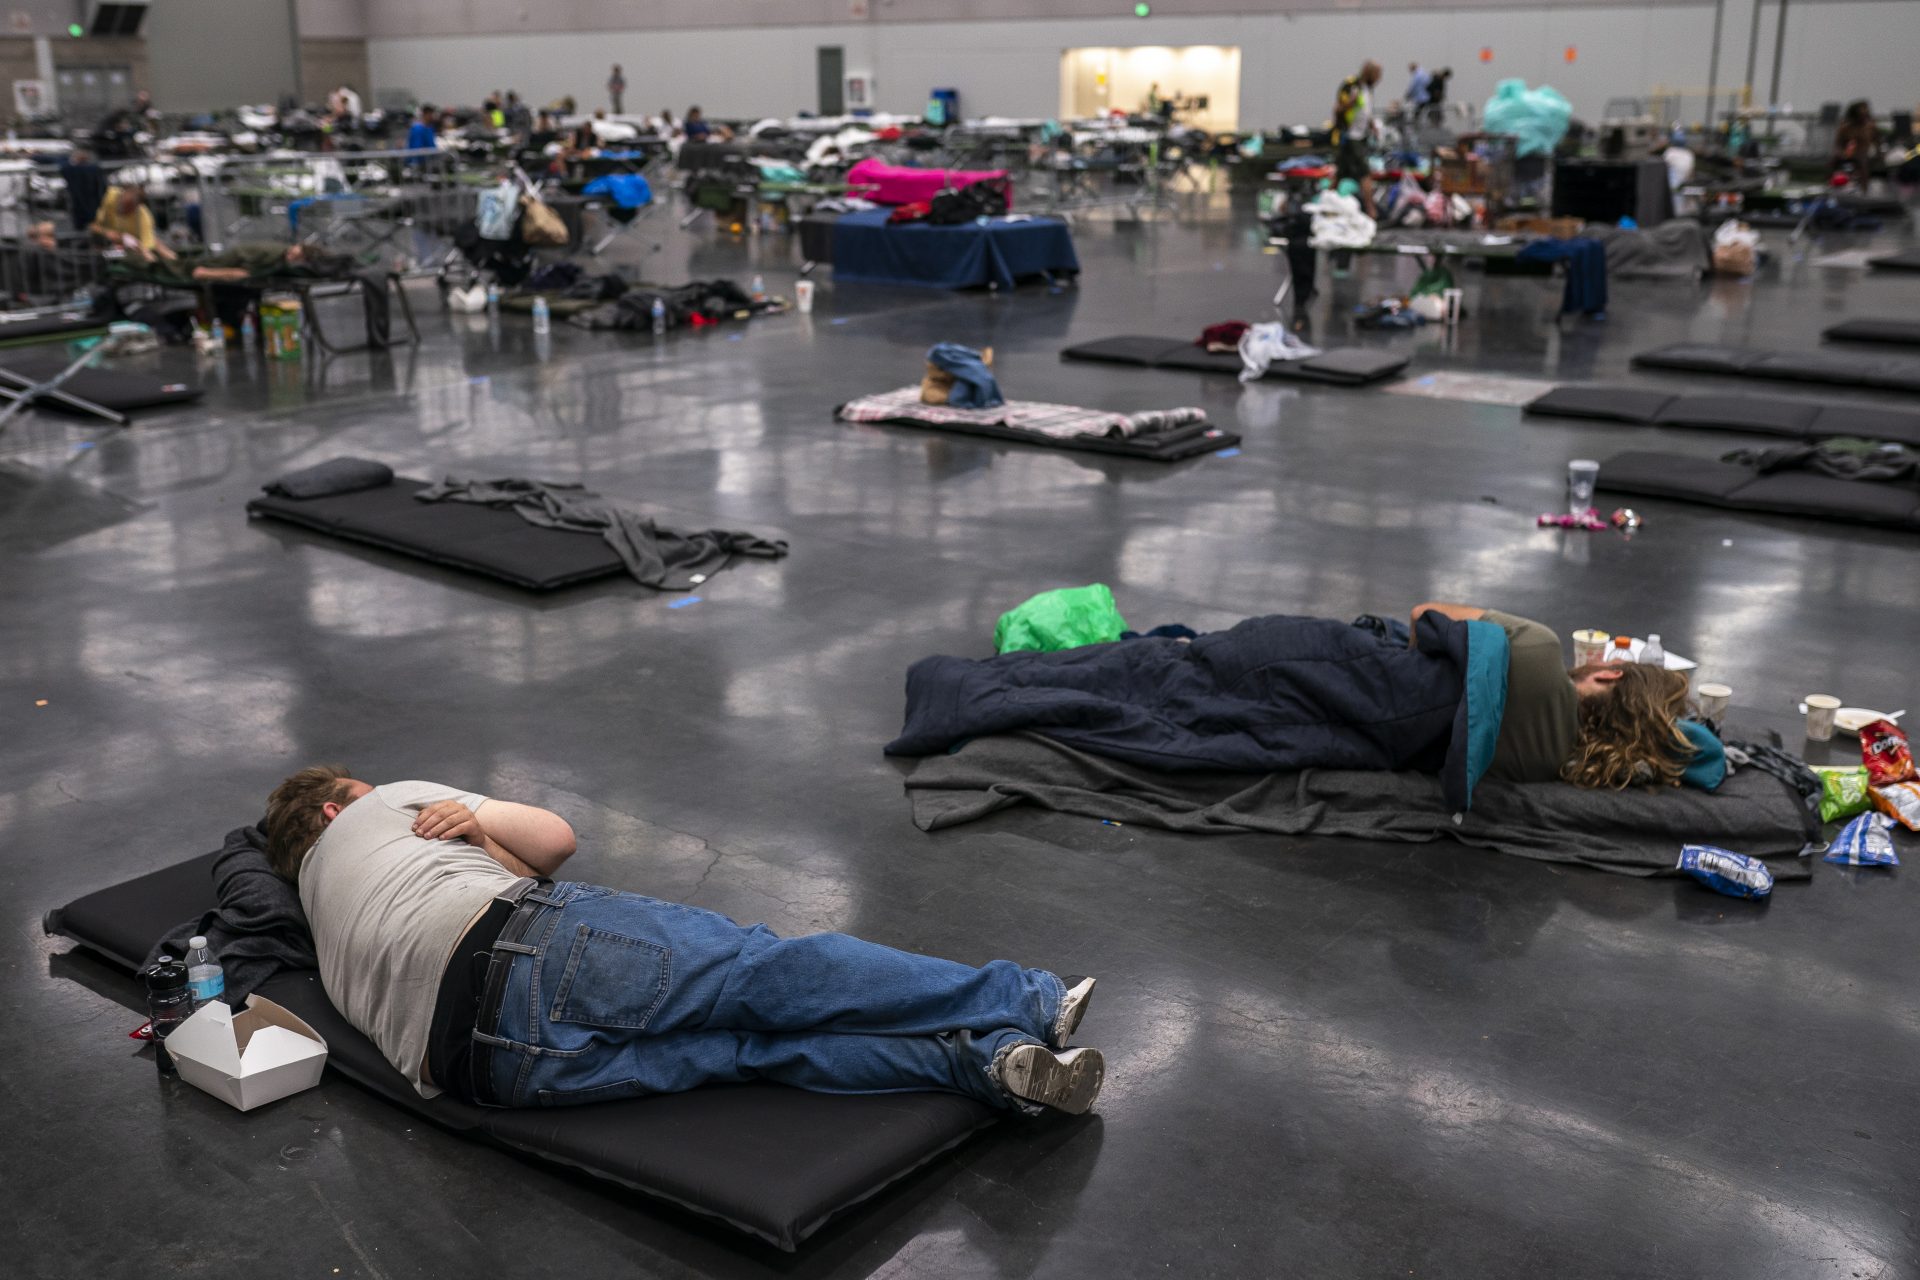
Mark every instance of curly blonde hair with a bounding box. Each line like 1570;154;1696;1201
1561;665;1695;789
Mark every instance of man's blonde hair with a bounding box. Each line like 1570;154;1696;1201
265;764;355;880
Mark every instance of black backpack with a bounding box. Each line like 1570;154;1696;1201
925;177;1012;226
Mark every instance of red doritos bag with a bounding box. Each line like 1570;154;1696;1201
1860;719;1915;786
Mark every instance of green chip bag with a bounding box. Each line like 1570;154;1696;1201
1819;767;1872;823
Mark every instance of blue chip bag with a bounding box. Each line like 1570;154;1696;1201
1823;812;1899;867
1677;845;1774;898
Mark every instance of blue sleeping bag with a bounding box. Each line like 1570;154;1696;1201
887;612;1509;810
582;173;653;210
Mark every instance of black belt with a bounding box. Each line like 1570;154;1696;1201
425;876;558;1105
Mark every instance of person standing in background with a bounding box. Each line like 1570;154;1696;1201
1832;101;1881;187
1404;63;1432;112
59;147;107;232
1332;60;1383;217
608;64;626;114
1425;67;1452;120
406;104;439;156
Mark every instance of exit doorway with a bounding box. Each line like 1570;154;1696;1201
818;46;845;117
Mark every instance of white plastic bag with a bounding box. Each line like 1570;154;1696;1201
1238;322;1322;383
477;180;518;240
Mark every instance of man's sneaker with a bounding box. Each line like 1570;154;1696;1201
1053;976;1097;1049
997;1044;1105;1115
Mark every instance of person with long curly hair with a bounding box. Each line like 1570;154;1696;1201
1412;603;1698;790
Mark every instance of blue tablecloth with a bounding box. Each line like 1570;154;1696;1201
829;210;1079;290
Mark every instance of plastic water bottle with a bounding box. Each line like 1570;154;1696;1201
531;296;551;335
749;273;766;301
240;314;256;351
650;296;666;335
186;936;226;1009
1640;634;1666;668
485;282;500;314
1607;636;1635;664
143;956;190;1077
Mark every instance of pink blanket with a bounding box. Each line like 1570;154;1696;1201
846;158;1011;209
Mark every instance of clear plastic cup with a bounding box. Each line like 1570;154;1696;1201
1567;459;1600;516
1804;694;1841;742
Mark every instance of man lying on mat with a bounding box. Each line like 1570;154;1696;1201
264;768;1103;1115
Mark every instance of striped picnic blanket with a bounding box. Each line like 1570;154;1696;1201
836;386;1207;441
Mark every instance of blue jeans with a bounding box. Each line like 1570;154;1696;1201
478;882;1064;1110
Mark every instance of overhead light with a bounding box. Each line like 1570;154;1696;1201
1135;3;1150;15
67;22;83;36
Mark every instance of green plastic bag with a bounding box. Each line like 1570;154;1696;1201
1410;263;1455;296
994;585;1129;654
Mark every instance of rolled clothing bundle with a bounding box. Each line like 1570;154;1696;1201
264;456;395;499
921;343;1003;408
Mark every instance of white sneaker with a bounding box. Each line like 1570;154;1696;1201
997;1044;1105;1115
1053;976;1097;1049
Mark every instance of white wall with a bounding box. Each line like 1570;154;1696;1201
365;2;1920;127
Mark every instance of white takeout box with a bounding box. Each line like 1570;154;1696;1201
166;994;328;1111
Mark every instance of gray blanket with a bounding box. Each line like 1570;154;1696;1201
145;820;318;1003
1578;221;1710;280
903;732;1817;878
414;476;788;590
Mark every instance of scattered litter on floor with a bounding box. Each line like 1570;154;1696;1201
667;596;702;609
1678;845;1774;898
1215;448;1241;458
1382;370;1557;406
34;699;47;706
1823;813;1898;866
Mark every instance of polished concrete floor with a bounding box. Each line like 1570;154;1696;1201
5;195;1918;1279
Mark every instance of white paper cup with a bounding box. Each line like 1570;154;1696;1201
1804;694;1841;742
1571;629;1610;667
1696;682;1731;722
795;279;815;314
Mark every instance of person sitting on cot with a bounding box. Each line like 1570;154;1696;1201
261;768;1105;1115
91;184;177;264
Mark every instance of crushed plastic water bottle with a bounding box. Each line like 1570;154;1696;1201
651;296;666;335
749;273;766;301
531;296;550;335
1677;845;1774;898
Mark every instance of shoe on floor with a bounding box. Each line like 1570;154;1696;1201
1053;976;1097;1049
998;1044;1105;1115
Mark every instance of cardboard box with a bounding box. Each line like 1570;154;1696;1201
167;994;328;1111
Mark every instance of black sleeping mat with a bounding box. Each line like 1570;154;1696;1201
1632;342;1920;393
0;307;109;345
1524;384;1920;446
1868;249;1920;272
247;479;628;591
838;407;1240;460
1824;318;1920;348
1596;449;1920;530
0;350;204;411
1061;335;1409;385
44;853;998;1251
